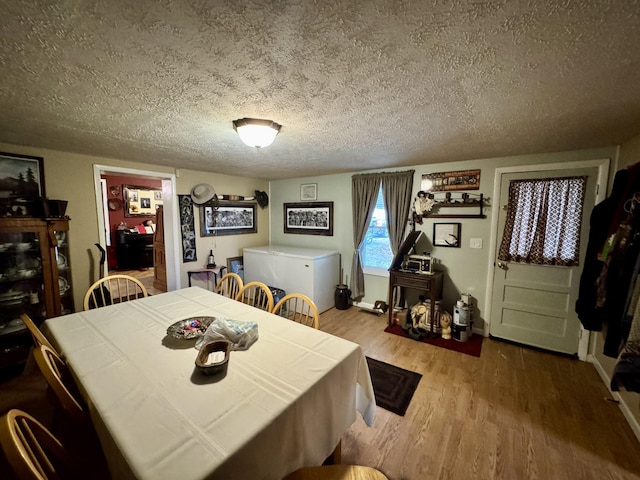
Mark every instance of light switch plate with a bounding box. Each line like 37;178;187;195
470;238;483;249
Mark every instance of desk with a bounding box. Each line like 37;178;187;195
44;287;375;480
187;266;226;290
387;270;443;326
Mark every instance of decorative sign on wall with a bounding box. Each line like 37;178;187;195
178;194;197;262
421;169;481;192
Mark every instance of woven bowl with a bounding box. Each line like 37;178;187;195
195;340;231;376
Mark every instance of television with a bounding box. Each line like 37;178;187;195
388;230;422;271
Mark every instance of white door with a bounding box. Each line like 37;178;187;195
489;167;600;355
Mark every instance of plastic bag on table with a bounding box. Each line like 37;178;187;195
195;317;259;351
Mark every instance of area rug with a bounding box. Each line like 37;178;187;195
384;324;483;357
366;357;422;416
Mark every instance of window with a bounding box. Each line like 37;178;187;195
498;176;586;266
361;187;393;271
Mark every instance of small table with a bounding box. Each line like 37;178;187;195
187;265;226;290
387;270;443;328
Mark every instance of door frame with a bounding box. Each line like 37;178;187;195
92;164;182;291
483;158;610;361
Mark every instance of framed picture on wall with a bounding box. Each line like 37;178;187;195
433;222;461;247
284;201;333;236
123;185;162;217
226;256;244;282
200;201;257;236
0;151;45;198
300;183;317;201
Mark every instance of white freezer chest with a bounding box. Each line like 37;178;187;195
243;245;340;313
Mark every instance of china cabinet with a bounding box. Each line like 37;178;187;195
0;217;73;373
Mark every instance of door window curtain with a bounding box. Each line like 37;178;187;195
351;170;414;300
498;176;587;266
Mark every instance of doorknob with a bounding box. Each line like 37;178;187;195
497;261;508;270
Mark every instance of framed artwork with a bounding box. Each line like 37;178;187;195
124;185;162;217
284;201;333;236
433;222;461;247
300;183;317;201
421;169;481;192
0;152;45;198
178;194;197;262
226;256;244;282
200;201;257;236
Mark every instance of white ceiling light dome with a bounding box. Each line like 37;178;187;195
232;118;282;148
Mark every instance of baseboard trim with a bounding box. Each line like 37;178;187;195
589;354;640;443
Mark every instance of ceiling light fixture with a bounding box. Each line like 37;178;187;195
232;118;281;148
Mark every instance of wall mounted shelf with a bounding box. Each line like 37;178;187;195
413;193;486;223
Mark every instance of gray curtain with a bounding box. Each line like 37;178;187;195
350;170;415;301
382;170;415;255
350;174;380;300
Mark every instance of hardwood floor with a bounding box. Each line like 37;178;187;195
1;304;639;479
320;307;640;480
113;267;164;296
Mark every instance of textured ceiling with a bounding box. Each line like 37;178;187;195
1;0;639;180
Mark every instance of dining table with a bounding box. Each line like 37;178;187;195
43;286;376;480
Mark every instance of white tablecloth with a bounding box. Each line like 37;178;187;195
44;287;375;480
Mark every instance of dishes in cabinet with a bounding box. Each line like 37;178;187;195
24;256;41;269
0;318;27;336
58;276;70;294
56;253;67;269
0;290;25;305
16;242;32;251
54;231;66;246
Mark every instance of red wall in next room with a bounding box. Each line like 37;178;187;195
101;174;162;269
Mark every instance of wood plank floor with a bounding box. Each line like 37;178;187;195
320;307;640;480
2;303;639;479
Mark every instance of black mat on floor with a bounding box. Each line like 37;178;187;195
366;357;422;416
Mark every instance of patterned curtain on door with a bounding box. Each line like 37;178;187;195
498;176;587;266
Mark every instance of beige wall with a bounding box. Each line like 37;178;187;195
0;142;269;310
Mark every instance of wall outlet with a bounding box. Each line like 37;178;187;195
470;238;483;249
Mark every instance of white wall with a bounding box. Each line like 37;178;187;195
269;146;618;331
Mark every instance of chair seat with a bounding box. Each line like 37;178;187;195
283;465;389;480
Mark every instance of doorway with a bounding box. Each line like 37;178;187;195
92;165;181;292
484;159;610;360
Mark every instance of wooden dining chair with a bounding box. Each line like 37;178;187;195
214;272;243;299
32;344;86;425
235;281;274;312
0;409;109;480
283;465;389;480
0;408;78;480
272;293;320;329
83;274;148;310
20;314;56;352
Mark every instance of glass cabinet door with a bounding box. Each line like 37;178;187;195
0;230;45;329
52;227;73;316
0;218;73;373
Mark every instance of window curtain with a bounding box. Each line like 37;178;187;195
498;176;586;266
351;170;414;300
382;170;415;256
350;174;380;300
